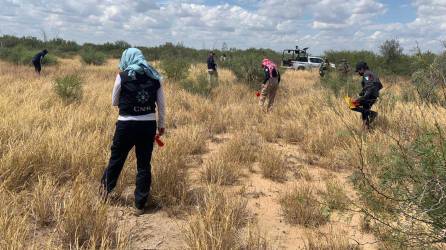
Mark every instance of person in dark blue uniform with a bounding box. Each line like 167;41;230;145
207;51;218;83
32;49;48;75
352;61;383;129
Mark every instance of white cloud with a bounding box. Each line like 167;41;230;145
0;0;444;54
311;0;386;30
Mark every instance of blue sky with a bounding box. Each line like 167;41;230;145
1;0;445;54
381;0;417;23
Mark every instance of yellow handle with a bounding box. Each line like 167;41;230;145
344;96;357;109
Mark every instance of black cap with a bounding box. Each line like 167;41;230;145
43;49;48;54
355;61;368;72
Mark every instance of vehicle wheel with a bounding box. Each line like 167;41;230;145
298;66;305;70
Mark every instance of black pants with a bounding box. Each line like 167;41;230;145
352;99;377;125
33;60;41;73
102;120;157;209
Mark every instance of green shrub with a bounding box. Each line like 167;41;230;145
0;46;57;65
140;42;208;63
100;40;131;58
0;47;31;64
353;128;446;246
80;48;106;65
160;57;191;81
379;39;412;75
180;73;213;97
221;53;263;88
53;72;83;102
219;48;281;88
41;53;58;65
411;54;446;106
320;71;361;97
324;50;381;72
324;48;414;76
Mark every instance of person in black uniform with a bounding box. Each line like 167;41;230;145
101;48;166;216
32;49;48;75
207;51;218;83
352;61;383;129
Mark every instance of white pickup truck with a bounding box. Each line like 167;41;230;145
281;47;326;70
288;56;324;70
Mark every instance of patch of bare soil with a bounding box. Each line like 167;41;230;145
111;133;378;249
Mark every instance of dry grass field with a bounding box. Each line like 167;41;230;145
1;57;445;249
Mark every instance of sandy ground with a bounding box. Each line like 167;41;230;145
10;60;379;249
108;133;378;249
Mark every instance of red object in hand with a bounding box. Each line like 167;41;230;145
352;100;360;106
256;91;261;97
155;135;165;147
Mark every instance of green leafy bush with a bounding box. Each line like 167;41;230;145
45;38;80;57
324;44;413;76
320;71;360;97
160;57;191;81
53;72;83;102
41;54;58;65
180;73;213;97
324;50;381;72
379;39;413;75
411;53;446;106
222;53;263;88
100;40;131;58
353;127;446;246
80;48;106;65
0;46;57;65
219;48;281;88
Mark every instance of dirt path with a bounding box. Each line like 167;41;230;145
111;132;378;249
118;209;186;249
242;142;378;249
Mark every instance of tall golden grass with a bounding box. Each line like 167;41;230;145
280;184;329;227
184;185;249;249
1;57;444;248
304;227;360;250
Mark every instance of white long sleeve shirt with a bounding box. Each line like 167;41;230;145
111;74;166;128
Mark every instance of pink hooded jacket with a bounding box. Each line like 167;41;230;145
262;59;278;78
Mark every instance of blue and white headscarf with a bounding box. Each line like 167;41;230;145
119;48;161;81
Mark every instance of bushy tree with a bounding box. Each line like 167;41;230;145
380;39;404;64
0;46;57;65
160;57;191;81
220;48;281;88
353;125;446;246
411;52;446;106
324;50;381;71
80;47;106;65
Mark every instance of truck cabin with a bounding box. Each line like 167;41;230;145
282;47;309;67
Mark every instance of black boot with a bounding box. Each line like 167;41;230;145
369;111;378;124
